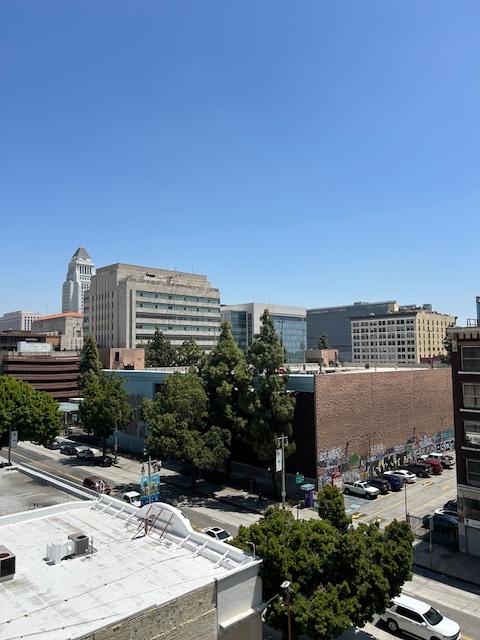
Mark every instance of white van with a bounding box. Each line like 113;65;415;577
379;594;460;639
420;452;454;469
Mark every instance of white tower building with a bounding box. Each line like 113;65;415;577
62;246;95;313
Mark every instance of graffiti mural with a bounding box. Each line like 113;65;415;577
318;429;456;486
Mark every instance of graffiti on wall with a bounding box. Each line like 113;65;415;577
318;428;456;484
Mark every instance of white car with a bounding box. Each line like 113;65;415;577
384;469;416;484
201;526;233;542
122;491;142;507
379;593;460;639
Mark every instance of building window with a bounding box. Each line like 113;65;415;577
467;459;480;487
463;384;480;409
462;347;480;372
465;421;480;447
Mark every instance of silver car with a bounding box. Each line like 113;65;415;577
379;593;460;640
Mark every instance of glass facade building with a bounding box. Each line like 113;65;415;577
221;303;307;364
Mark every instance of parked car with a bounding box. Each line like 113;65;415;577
367;476;390;494
60;444;77;456
420;453;454;469
201;526;233;542
77;448;95;461
123;491;141;507
93;455;113;467
378;593;461;639
382;473;403;491
384;469;416;484
82;476;111;494
444;499;457;512
419;458;443;475
435;508;458;518
399;462;432;478
423;512;458;532
45;440;62;450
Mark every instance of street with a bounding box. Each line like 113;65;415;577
1;442;478;639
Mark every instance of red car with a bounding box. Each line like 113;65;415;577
82;476;111;494
420;459;443;475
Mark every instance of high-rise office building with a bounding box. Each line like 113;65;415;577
351;304;456;365
62;246;95;313
221;302;307;363
307;301;397;362
84;263;221;350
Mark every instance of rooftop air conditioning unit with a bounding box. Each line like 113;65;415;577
0;545;16;582
68;532;90;556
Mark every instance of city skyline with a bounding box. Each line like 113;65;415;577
1;2;478;325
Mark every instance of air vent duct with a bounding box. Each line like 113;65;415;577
0;545;16;582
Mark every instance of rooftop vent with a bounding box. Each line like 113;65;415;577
0;545;16;582
68;532;90;555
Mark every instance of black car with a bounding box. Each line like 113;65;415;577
367;476;390;494
423;512;458;532
398;462;432;478
60;445;77;456
444;499;457;512
93;455;113;467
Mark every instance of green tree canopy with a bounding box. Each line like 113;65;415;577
143;371;231;483
143;328;176;367
0;376;63;448
316;484;352;532
200;322;252;441
245;310;296;488
176;338;204;368
78;333;103;389
317;333;329;349
233;506;413;640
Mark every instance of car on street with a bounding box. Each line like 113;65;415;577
60;444;77;456
435;508;458;518
398;462;432;478
384;469;416;484
382;473;403;491
93;455;113;467
422;512;458;532
76;448;95;461
123;491;142;507
420;453;454;469
378;593;461;639
45;440;62;450
201;526;233;542
82;476;111;494
419;458;443;474
444;499;457;512
367;476;390;494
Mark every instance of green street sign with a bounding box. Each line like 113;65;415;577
295;474;305;485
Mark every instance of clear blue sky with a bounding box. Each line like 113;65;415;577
1;1;479;324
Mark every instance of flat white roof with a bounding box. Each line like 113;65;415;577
0;498;255;639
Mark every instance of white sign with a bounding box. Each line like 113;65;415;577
275;449;282;472
10;431;18;448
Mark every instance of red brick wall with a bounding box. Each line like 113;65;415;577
314;368;453;478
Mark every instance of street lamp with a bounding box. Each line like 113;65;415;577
277;435;288;508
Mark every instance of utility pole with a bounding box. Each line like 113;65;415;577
277;435;288;509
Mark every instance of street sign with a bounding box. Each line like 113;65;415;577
295;473;304;485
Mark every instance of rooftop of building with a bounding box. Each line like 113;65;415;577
34;312;84;321
0;466;256;640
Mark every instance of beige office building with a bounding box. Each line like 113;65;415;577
351;304;456;365
84;263;221;350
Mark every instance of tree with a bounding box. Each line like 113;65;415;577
233;506;413;640
143;371;231;485
246;310;296;491
78;333;103;389
200;322;252;443
176;338;204;368
317;333;329;350
316;484;351;531
0;376;63;448
440;334;452;364
79;369;134;455
78;335;133;455
144;328;176;367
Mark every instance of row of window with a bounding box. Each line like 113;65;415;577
136;324;217;333
137;291;219;305
137;302;219;313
